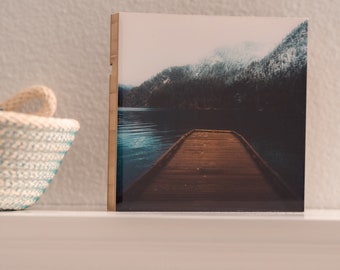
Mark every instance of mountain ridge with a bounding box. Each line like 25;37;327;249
119;21;307;113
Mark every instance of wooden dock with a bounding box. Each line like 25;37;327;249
118;129;302;211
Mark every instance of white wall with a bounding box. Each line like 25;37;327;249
0;0;339;209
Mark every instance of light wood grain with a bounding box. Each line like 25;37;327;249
119;129;302;211
107;13;119;211
110;13;119;66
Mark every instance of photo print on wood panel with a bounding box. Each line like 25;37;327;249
108;13;308;211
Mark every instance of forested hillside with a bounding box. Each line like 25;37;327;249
119;21;307;115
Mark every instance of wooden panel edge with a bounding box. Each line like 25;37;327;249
108;76;118;211
110;13;119;66
108;13;119;211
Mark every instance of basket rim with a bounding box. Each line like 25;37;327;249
0;111;80;131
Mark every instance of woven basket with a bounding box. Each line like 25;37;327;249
0;86;80;210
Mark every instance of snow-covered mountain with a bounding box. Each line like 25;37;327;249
228;21;308;112
192;42;265;80
230;21;307;86
120;21;307;112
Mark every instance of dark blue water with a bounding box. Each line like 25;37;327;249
117;107;305;201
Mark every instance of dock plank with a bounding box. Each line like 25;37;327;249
118;129;302;211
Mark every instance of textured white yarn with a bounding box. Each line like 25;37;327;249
0;85;57;117
0;160;61;171
0;111;80;131
0;128;77;143
0;86;79;210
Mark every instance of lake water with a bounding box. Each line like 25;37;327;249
117;107;305;201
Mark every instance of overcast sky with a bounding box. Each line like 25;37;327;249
118;13;305;86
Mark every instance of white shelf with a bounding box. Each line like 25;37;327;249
1;210;340;270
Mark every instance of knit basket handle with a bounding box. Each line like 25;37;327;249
0;85;57;117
